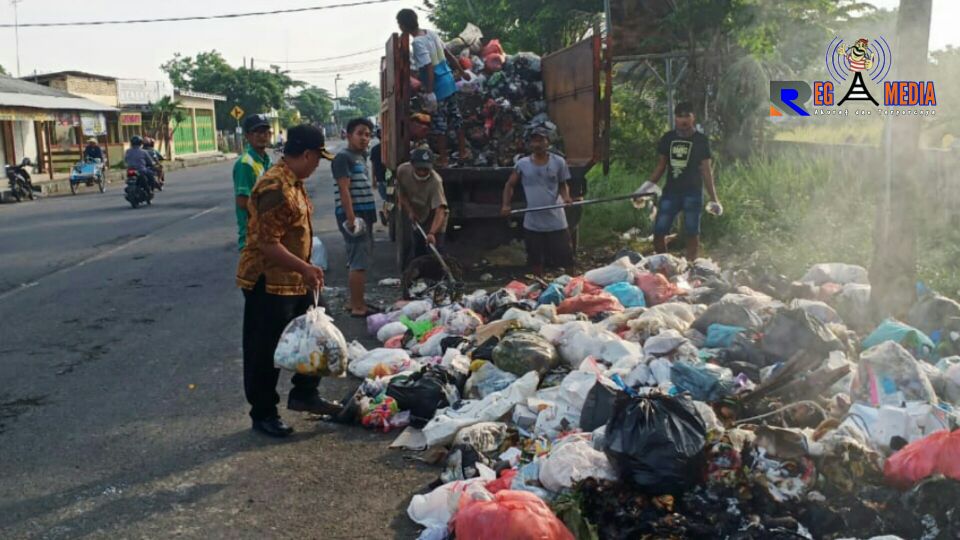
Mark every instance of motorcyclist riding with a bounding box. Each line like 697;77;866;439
124;136;160;191
143;137;165;189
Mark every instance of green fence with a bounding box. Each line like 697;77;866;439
173;110;195;156
195;111;216;152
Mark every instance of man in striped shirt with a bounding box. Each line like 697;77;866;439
333;117;379;317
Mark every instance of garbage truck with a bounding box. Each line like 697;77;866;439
379;30;611;269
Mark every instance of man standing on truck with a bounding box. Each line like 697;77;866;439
333;117;379;318
396;8;466;167
233;114;273;251
633;102;722;261
500;126;574;276
397;147;449;269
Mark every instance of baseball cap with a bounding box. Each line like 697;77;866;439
410;147;434;169
243;114;271;133
284;124;336;160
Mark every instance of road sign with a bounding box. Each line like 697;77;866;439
230;106;245;120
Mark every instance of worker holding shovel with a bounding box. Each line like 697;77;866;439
634;102;722;261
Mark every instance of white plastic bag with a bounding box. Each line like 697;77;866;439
584;257;639;287
800;263;869;285
310;236;329;271
444;309;483;336
538;434;617;492
377;321;409;343
423;372;539;447
273;298;347;376
402;300;433;319
542;321;641;368
348;348;418;378
407;478;492;530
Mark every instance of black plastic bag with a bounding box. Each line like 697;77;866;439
386;366;460;428
692;302;763;334
760;308;843;361
580;381;621;432
603;393;707;494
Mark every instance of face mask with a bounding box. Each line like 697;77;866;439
414;169;431;181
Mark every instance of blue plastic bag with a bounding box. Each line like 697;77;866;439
862;318;935;360
538;283;565;306
670;361;735;402
704;324;747;349
604;282;646;308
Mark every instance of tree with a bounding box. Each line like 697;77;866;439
160;51;302;128
0;64;7;76
347;81;380;119
148;96;186;160
293;86;334;125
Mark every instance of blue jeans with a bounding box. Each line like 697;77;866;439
654;190;703;236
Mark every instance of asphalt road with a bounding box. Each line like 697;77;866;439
0;154;436;539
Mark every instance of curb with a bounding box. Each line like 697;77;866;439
1;153;234;202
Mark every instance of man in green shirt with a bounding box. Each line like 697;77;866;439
234;114;274;251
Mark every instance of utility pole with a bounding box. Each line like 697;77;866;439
334;73;342;134
870;0;933;318
11;0;23;77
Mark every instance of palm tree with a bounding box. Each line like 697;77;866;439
149;96;187;160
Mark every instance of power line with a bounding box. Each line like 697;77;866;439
255;46;382;65
0;0;400;28
287;60;381;74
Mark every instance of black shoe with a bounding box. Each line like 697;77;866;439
288;395;344;416
252;417;294;438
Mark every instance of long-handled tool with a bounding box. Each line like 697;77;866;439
508;192;656;215
413;222;456;283
406;222;464;302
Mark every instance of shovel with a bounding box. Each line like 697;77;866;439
406;222;464;302
508;192;657;215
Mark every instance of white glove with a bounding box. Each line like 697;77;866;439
706;201;723;216
634;181;661;197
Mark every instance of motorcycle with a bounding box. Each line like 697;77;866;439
5;157;36;202
124;168;154;208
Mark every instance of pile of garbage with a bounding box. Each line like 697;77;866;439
333;255;960;539
413;24;558;167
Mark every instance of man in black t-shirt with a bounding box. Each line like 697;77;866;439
634;102;722;261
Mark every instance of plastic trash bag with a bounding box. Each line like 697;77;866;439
884;429;960;489
493;330;559;376
557;293;624;317
563;276;602;298
454;422;510;454
704;324;747;348
843;402;950;450
908;293;960;335
348;348;418;379
387;366;460;428
274;305;347;376
644;253;688;277
451;490;574;540
760;308;843;361
603;282;646;309
800;262;869;285
852;341;938;407
310;236;328;271
423;372;539;447
407;478;493;530
692;302;763;334
789;299;841;325
584;257;639;287
538;283;565;306
603;393;707;494
402;300;434;320
643;329;690;356
539;434;618;492
367;311;400;336
580;381;621;432
670;361;735;402
543;321;641;368
862;319;935;361
445;309;484;336
377;321;409;343
466;362;517;398
635;272;678;306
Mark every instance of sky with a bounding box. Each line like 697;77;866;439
0;0;956;99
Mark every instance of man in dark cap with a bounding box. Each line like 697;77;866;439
236;124;338;438
233;114;274;251
396;147;448;268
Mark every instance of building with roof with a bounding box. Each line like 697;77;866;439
0;75;116;176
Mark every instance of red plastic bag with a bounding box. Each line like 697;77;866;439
385;334;405;349
485;469;518;494
557;293;624;316
453;490;574;540
481;39;505;58
504;280;528;299
636;272;678;306
883;429;960;489
484;54;506;73
459;56;473;71
410;76;422;93
563;276;602;298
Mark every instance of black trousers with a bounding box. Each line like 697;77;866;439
242;277;320;421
